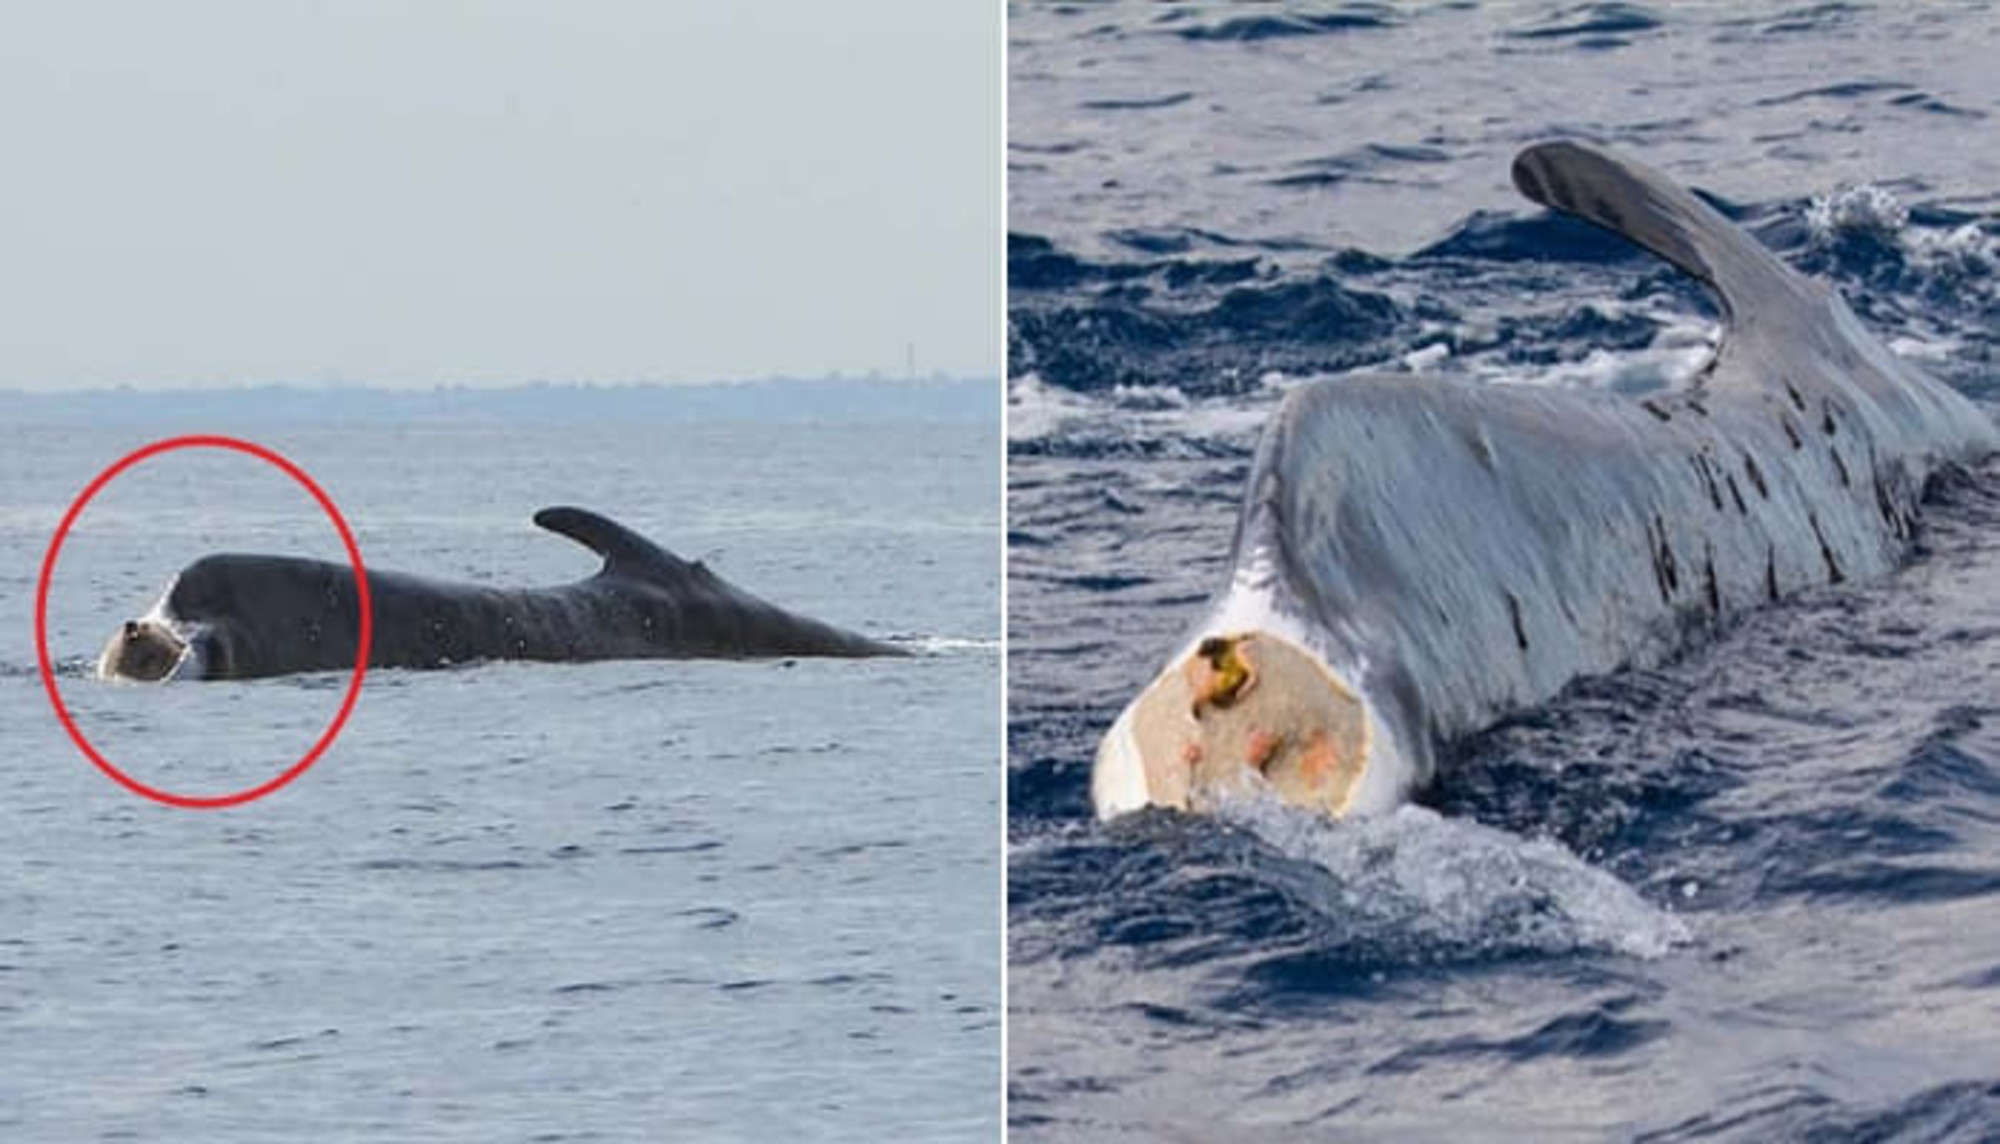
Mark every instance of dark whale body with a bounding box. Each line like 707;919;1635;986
1093;141;2000;821
100;506;903;681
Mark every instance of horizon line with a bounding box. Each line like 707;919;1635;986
0;374;999;398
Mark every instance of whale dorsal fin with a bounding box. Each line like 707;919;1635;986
1510;140;1806;333
533;506;697;583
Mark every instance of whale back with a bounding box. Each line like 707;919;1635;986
1095;141;1997;820
1252;142;1998;758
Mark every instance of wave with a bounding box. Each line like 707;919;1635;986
1165;4;1398;43
1009;178;1995;420
1007;375;1268;460
1505;3;1665;43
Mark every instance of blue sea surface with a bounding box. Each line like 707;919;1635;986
2;405;999;1141
1009;2;2000;1139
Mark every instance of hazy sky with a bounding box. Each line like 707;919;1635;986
0;3;999;389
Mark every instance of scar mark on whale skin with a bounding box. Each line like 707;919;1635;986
1744;454;1770;499
1691;452;1724;512
1809;512;1845;585
1874;472;1912;540
1465;425;1498;472
1650;513;1680;605
1702;545;1721;617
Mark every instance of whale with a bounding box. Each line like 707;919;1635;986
1092;140;2000;821
98;505;906;681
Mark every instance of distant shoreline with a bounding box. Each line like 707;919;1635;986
0;376;999;426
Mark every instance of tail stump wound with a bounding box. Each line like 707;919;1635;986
1095;631;1372;819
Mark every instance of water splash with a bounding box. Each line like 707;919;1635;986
1807;182;1996;284
1806;183;1912;244
1217;799;1692;961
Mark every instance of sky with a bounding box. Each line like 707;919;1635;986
0;2;1000;390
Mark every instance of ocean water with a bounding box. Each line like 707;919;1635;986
1009;2;2000;1139
2;412;1000;1141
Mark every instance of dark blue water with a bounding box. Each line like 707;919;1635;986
1009;2;2000;1138
3;409;999;1141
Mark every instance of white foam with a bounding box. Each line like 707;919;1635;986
1807;182;1995;287
1909;220;1995;277
1007;373;1273;455
1006;373;1101;442
897;635;1000;655
1401;342;1452;372
1105;383;1189;411
1467;308;1720;395
1887;332;1963;362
